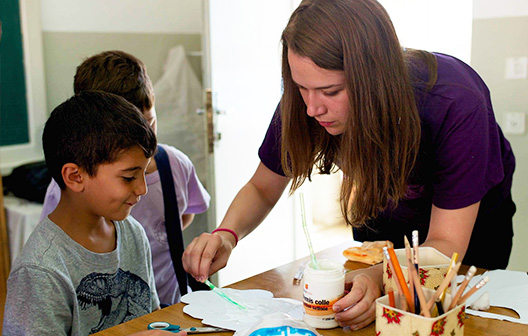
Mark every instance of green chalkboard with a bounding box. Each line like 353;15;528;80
0;0;30;146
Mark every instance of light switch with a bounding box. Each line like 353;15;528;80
504;112;525;135
505;57;528;79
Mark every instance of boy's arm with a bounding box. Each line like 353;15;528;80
182;214;195;230
4;267;72;336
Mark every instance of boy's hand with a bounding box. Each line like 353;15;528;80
182;231;235;281
332;268;382;330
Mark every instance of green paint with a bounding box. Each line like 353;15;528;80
204;279;248;311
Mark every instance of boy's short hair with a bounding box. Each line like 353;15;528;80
43;91;157;189
74;50;155;112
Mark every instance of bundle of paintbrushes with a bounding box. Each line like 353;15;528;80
383;230;489;317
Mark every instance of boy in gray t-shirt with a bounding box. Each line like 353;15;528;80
3;92;181;336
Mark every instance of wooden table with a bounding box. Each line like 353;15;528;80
94;242;527;336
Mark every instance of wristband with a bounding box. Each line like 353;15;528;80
211;228;239;246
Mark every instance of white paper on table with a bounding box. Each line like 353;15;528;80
181;288;304;331
457;270;528;324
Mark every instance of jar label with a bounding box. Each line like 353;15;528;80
302;294;343;316
303;279;344;317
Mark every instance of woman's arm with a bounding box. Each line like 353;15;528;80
217;162;290;239
182;162;290;281
423;202;480;260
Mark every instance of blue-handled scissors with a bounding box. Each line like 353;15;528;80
148;322;231;333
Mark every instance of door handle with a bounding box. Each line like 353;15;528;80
200;89;224;153
205;89;214;154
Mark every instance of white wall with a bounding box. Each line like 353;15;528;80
471;0;528;271
473;0;528;19
41;0;202;33
379;0;473;63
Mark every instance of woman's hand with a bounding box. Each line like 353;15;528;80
182;231;236;282
332;267;382;330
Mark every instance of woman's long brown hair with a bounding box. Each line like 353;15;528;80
281;0;434;226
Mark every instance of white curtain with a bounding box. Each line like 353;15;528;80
153;45;206;182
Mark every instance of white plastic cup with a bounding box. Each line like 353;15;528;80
302;259;345;329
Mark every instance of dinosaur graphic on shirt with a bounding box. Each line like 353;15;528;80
76;268;151;334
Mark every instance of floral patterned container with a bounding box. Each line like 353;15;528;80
383;247;451;295
376;289;466;336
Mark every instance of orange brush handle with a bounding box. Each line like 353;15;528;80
388;288;396;308
387;248;413;310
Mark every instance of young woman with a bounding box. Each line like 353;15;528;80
183;0;515;330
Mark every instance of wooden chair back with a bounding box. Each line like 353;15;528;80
0;173;11;329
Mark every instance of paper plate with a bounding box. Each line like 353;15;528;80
181;288;304;331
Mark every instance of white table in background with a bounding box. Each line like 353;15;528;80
3;195;43;264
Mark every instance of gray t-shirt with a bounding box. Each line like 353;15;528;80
39;144;211;305
3;217;159;336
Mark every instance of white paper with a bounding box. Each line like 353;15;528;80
460;270;528;324
181;288;304;331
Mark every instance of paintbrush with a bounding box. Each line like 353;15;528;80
383;247;406;311
204;279;248;311
387;287;396;308
440;252;459;312
404;235;416;313
457;276;489;306
409;261;431;317
425;261;462;313
300;193;318;269
448;265;477;310
387;247;414;311
412;230;421;313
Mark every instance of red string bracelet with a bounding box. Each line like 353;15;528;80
211;228;239;246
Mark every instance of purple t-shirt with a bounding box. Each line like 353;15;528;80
259;53;515;269
39;143;210;304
